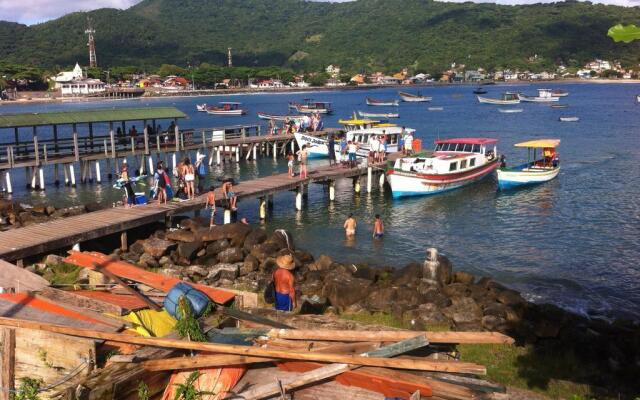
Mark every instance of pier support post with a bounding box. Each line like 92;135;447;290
120;231;128;252
54;164;60;186
367;167;373;193
259;197;267;220
38;167;45;191
329;180;335;201
291;140;295;153
224;209;231;224
95;161;101;183
69;164;76;187
295;185;303;211
235;146;240;162
148;156;154;177
252;144;257;161
172;153;177;172
379;173;385;191
354;177;361;194
267;194;274;210
30;168;37;190
216;147;221;165
63;164;70;186
273;142;277;160
5;172;12;194
72;243;80;251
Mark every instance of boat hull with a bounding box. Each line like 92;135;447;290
497;166;560;189
206;110;246;116
387;160;499;198
366;98;399;106
358;111;399;118
294;133;399;159
399;93;432;102
518;94;560;103
477;96;520;105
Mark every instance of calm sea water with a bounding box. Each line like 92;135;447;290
1;83;639;320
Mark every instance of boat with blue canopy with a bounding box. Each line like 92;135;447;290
497;139;561;190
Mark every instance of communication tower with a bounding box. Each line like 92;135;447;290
85;17;97;68
228;48;232;68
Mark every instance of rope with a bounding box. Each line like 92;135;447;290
0;359;90;394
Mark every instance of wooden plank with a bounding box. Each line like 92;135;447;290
222;307;293;329
32;293;124;329
89;261;162;311
0;260;49;292
0;328;15;400
141;354;273;371
238;335;432;400
37;287;125;315
0;317;486;374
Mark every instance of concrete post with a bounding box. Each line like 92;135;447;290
172;153;177;172
291;140;295;153
367;167;373;193
216;147;221;165
5;172;12;194
224;209;231;224
379;173;385;191
295;185;303;210
148;155;154;176
354;177;361;193
267;194;274;210
38;167;45;191
69;163;76;186
259;197;267;220
72;243;80;252
273;142;277;160
30;167;36;190
329;180;335;201
63;164;70;186
120;231;128;251
252;144;257;160
235;146;240;162
95;161;101;183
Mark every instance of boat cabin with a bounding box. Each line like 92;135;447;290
502;92;519;101
301;101;332;112
218;102;242;111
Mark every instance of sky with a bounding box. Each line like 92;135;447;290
0;0;638;25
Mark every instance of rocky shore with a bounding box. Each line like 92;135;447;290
34;218;640;396
0;199;106;230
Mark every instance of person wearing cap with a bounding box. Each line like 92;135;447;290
274;254;296;312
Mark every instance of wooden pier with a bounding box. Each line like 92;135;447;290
0;157;395;262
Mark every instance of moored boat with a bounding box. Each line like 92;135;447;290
518;89;560;103
366;98;400;106
358;111;399;118
498;108;523;113
196;104;207;112
559;116;579;122
497;139;560;190
257;112;304;121
473;87;487;95
636;94;640;103
550;104;568;109
206;102;247;116
551;89;569;97
288;99;333;114
398;91;432;102
387;138;500;198
428;107;444;111
477;92;520;105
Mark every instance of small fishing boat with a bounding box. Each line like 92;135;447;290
387;138;500;198
257;112;304;121
497;139;560;190
358;111;399;118
196;104;207;112
636;94;640;103
473;87;487;95
551;89;569;97
366;98;399;106
398;91;432;102
288;99;333;114
559;116;579;122
550;104;568;109
498;108;523;113
206;102;247;116
477;92;520;105
518;89;560;103
428;107;444;111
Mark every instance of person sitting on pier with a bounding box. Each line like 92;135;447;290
222;180;238;211
274;254;297;312
205;185;216;227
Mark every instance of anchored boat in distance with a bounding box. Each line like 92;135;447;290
477;92;520;105
398;91;432;102
205;102;247;116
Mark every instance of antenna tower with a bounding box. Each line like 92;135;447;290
85;17;97;68
228;48;232;68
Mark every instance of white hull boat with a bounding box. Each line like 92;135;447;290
196;104;207;112
366;98;399;106
497;139;561;190
518;89;560;103
498;108;523;113
399;92;432;102
559;117;579;122
358;111;399;118
477;93;520;105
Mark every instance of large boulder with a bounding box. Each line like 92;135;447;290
177;241;203;263
199;223;252;246
166;229;196;242
421;288;452;308
482;315;508;331
185;265;209;279
365;286;398;312
322;275;372;311
294;250;314;264
495;288;526;307
240;255;259;276
392;262;423;286
217;247;244;264
404;303;451;326
205;239;230;256
206;263;240;281
250;242;280;263
267;229;295;251
180;217;209;232
443;282;471;298
307;254;334;272
243;229;268;251
442;297;483;325
142;238;176;258
138;253;159;269
454;271;475;285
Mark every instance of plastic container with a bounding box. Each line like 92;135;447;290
134;192;147;205
164;282;211;319
413;139;422;153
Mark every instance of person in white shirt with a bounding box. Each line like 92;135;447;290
405;133;414;155
348;141;358;168
368;136;379;164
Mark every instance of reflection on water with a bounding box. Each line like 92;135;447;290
1;83;639;320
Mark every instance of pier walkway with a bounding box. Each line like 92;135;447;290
0;156;397;262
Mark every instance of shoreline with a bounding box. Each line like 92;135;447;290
2;78;639;107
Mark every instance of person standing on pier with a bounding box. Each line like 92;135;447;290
195;154;207;194
205;185;216;227
274;254;297;312
344;214;357;237
120;161;136;207
328;135;336;166
348;140;358;168
297;145;308;179
287;152;295;177
405;131;414;156
182;158;196;200
373;214;384;239
154;162;168;205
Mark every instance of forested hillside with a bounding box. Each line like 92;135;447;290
1;0;639;74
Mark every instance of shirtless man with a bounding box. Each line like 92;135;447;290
221;180;237;211
205;185;216;227
343;214;357;237
373;214;384;239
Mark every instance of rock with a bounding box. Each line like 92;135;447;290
121;252;140;264
259;257;278;273
166;229;196;242
206;263;240;281
177;241;203;263
298;277;325;299
243;228;268;251
180;218;208;232
158;256;171;266
294;250;314;264
141;237;176;258
250;242;280;262
31;205;47;214
482;315;507;331
307;254;333;272
533;318;561;338
322;275;372;311
129;240;145;256
85;202;105;213
160;266;182;278
365;286;397;312
45;206;56;216
199;223;252;246
185;265;208;278
392;263;423;286
217;247;244;264
404;303;451;326
422;288;452;308
442;282;471;298
138;253;159;269
196;248;206;257
454;271;475;285
483;302;509;318
442;297;483;325
44;254;65;266
205;239;230;256
267;229;295;251
496;289;526;307
240;255;259;275
299;296;329;315
352;265;377;281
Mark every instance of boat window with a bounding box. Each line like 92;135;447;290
473;144;481;153
435;143;442;151
463;144;472;152
470;157;476;167
449;162;458;171
460;159;468;169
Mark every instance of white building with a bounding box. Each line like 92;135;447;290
585;59;612;72
326;65;341;78
53;63;106;96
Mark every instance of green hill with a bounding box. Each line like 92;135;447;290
1;0;639;74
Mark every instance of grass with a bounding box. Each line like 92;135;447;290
338;311;605;400
42;262;81;285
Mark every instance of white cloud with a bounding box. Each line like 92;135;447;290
0;0;142;25
436;0;639;5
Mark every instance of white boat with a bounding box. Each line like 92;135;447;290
477;92;520;105
196;104;207;112
559;116;579;122
428;107;443;111
518;89;560;103
257;112;304;121
398;91;432;102
358;111;399;118
497;139;560;190
387;138;500;198
288;100;333;114
206;102;247;116
294;117;413;158
366;98;399;106
550;89;569;97
498;108;523;113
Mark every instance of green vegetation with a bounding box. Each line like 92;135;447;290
608;24;640;43
12;378;42;400
173;371;214;400
137;381;150;400
174;296;212;342
42;262;81;286
0;0;639;76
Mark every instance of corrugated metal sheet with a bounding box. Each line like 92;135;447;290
0;107;186;128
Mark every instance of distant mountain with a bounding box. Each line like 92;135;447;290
1;0;639;73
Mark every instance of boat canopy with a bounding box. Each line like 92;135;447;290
219;102;242;105
338;118;379;125
514;139;561;148
435;138;498;145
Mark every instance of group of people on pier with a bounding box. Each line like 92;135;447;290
268;113;323;136
115;121;177;146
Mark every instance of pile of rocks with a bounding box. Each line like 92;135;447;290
0;199;104;230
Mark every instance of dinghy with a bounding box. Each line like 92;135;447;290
366;98;399;106
428;107;444;111
196;104;207;112
518;89;560;103
497;139;560;190
498;108;523;113
559;116;579;122
550;104;568;109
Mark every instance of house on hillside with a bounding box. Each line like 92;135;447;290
249;79;285;89
585;59;612;73
326;65;341;79
350;74;366;85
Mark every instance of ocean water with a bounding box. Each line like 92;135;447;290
1;82;639;319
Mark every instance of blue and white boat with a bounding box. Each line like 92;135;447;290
497;139;560;190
